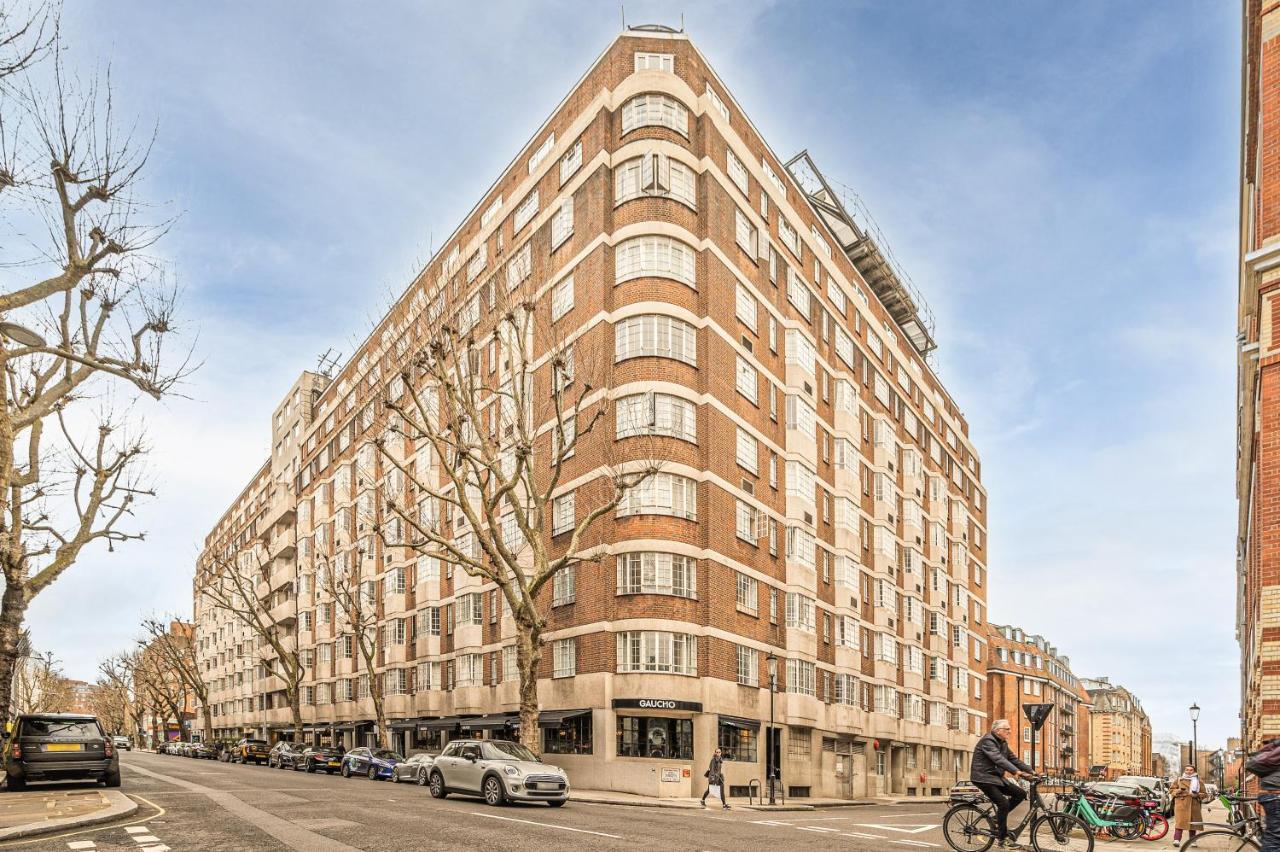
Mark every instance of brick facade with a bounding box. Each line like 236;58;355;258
194;28;989;801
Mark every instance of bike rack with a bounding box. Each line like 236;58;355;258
748;779;761;806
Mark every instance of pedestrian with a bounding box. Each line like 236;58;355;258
970;720;1035;850
1245;737;1280;852
701;747;729;810
1170;764;1209;846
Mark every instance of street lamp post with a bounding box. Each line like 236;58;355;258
766;651;777;806
1190;703;1200;776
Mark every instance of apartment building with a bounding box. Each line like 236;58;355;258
1081;677;1151;779
194;26;991;801
985;624;1090;776
1237;0;1280;752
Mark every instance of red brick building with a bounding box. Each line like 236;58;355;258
1238;0;1280;750
196;27;991;801
985;625;1090;777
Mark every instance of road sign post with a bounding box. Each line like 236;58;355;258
1022;703;1055;773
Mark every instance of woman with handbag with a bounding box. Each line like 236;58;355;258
1170;765;1210;845
700;747;729;810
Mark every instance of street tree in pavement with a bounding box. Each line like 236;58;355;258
367;256;659;754
0;16;192;720
319;536;387;748
139;617;211;743
98;650;146;748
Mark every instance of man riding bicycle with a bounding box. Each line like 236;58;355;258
972;720;1036;850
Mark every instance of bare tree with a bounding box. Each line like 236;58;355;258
133;644;189;745
98;650;143;746
86;678;127;735
366;267;659;753
9;632;68;713
0;34;191;721
139;617;210;742
197;546;303;738
0;1;51;90
318;543;386;748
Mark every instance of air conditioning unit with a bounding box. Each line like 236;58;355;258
742;480;755;496
804;512;814;525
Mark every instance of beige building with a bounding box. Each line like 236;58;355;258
194;27;991;801
1081;677;1152;779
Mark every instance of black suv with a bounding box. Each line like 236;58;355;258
4;714;120;790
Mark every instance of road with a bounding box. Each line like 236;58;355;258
0;751;1034;851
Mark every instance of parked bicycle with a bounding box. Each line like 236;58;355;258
1053;782;1165;841
1179;792;1262;851
942;776;1094;852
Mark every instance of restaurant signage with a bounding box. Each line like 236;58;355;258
611;698;703;712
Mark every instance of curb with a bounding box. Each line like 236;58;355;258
0;790;137;841
571;794;888;811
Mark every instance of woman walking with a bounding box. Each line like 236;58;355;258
1170;764;1209;846
700;747;729;810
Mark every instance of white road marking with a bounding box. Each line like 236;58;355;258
855;823;940;834
467;812;623;839
843;832;888;839
131;836;160;843
124;827;149;834
66;843;96;850
797;826;841;833
891;841;940;848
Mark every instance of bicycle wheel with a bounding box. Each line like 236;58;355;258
1180;830;1260;851
942;804;996;852
1029;812;1094;852
1142;813;1168;841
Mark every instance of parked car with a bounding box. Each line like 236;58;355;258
1115;775;1172;815
190;742;216;759
392;752;436;785
268;742;303;770
948;781;984;804
3;713;120;791
216;741;236;761
296;746;345;774
111;736;131;751
341;747;402;780
232;738;270;765
426;739;568;806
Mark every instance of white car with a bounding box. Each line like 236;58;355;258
112;736;132;751
427;739;568;806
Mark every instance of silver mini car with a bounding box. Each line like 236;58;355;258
427;739;568;806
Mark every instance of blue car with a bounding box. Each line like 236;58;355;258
341;747;403;780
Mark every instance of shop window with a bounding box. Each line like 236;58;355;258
718;719;758;762
543;714;593;755
616;715;693;760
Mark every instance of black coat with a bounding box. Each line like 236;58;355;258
970;732;1032;785
705;754;724;786
1246;740;1280;790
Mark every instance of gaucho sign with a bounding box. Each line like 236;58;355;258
612;698;703;712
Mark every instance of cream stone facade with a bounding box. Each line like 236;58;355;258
194;28;990;801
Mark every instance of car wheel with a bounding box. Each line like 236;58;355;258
483;775;506;806
429;771;448;799
417;770;429;787
340;762;352;778
547;800;566;808
367;766;378;781
390;771;399;783
305;761;315;773
6;777;24;792
103;772;121;788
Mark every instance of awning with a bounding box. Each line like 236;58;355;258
460;713;518;731
420;716;469;731
718;715;761;731
538;709;591;728
388;719;420;730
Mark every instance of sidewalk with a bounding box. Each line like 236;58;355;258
571;788;937;811
0;788;136;841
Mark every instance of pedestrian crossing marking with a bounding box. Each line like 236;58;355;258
796;826;841;833
131;836;160;843
124;827;149;834
66;842;96;850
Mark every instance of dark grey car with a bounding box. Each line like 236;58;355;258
391;752;436;785
4;714;119;790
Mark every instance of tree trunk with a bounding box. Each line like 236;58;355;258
371;686;387;749
0;583;28;723
289;685;302;741
515;618;543;755
201;703;213;744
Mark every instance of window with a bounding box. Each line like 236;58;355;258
614;154;696;208
736;356;757;403
528;134;555;175
614;315;697;365
735;572;758;615
735;283;757;331
552;492;575;536
726;149;748;194
513;190;539;232
614;392;697;442
617;715;693;760
615;235;696;287
735;208;757;255
549;564;575;606
455;653;482;687
457;592;484;627
786;658;816;696
543;713;593;755
559;140;583;184
620;93;689;136
785;593;816;632
785;329;817;374
551;275;574;321
617;473;697;520
634;52;674;72
735;500;761;544
616;552;696;598
481;196;503;229
778;215;799;257
466;244;486;282
550;197;574;249
786;268;811;318
762;158;788;199
706;83;730;122
553;638;576;678
616;631;697;675
735;427;758;473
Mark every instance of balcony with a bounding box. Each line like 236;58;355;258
268;528;296;561
268;598;297;626
261;489;296;529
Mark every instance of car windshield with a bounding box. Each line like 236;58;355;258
372;749;402;760
244;739;267;746
20;719;100;739
481;741;538;761
316;748;342;756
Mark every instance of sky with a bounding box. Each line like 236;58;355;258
15;1;1241;748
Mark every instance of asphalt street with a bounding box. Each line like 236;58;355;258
0;751;969;851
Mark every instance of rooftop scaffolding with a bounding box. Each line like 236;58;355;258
785;151;937;357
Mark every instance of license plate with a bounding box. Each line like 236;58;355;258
328;761;340;766
46;744;81;752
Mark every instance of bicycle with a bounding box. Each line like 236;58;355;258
942;776;1094;851
1052;782;1148;841
1180;793;1263;851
